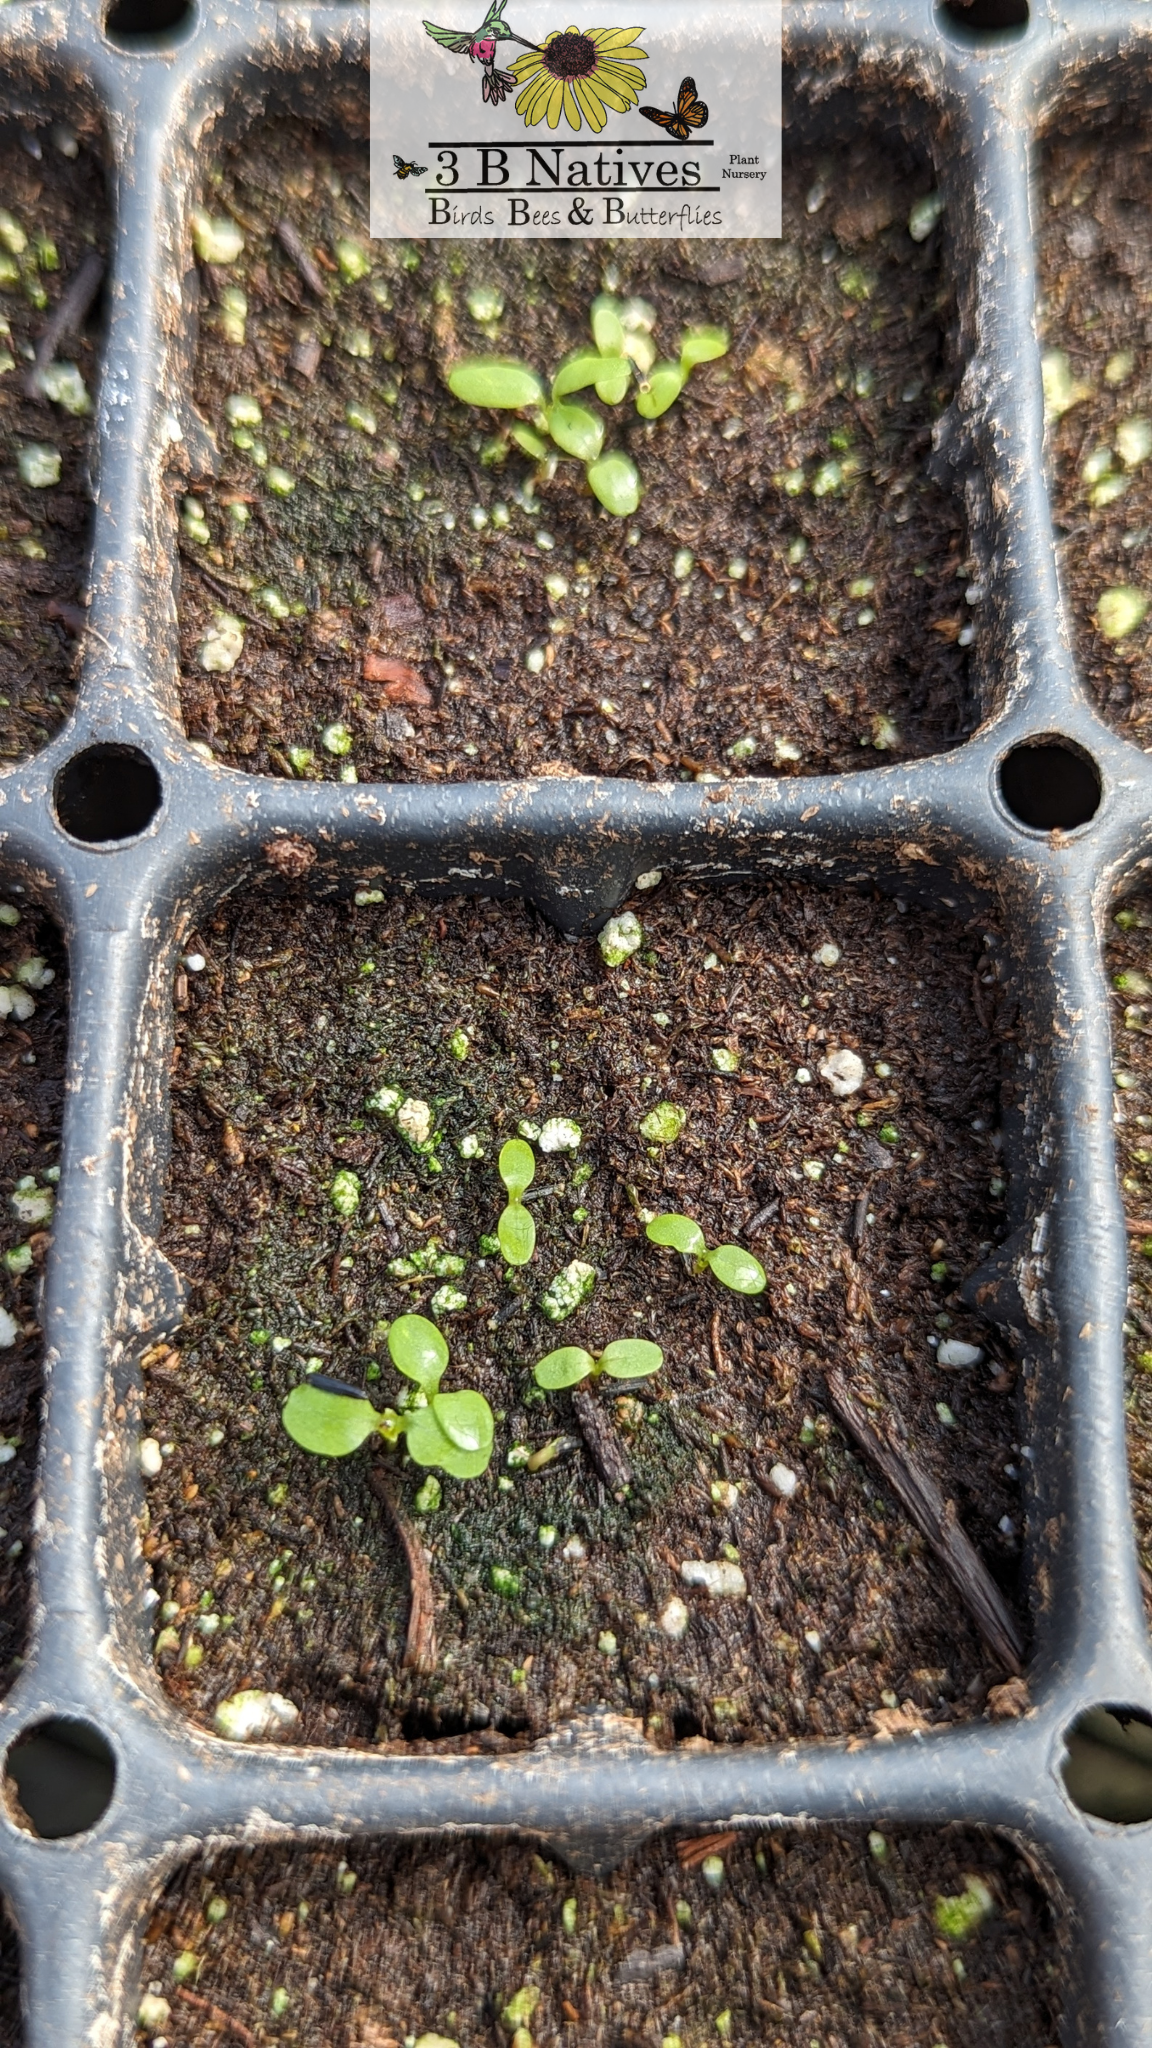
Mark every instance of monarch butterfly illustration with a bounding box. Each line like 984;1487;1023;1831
393;153;430;179
639;75;708;142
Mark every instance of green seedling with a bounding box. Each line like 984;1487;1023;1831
447;295;728;517
497;1137;536;1266
646;1213;766;1296
534;1337;663;1390
281;1314;494;1478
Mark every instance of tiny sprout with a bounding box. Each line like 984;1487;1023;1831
497;1137;536;1265
599;910;642;966
448;1027;470;1060
281;1315;494;1479
639;1100;686;1146
329;1169;360;1218
534;1337;663;1390
646;1213;766;1296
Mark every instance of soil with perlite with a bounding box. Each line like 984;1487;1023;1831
177;121;974;784
143;876;1025;1752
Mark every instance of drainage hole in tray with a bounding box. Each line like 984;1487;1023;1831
104;0;194;44
1062;1704;1152;1823
54;743;162;845
937;0;1029;38
3;1717;115;1839
998;739;1101;832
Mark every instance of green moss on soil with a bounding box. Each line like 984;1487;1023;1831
146;1828;1064;2048
0;901;67;1696
0;120;106;765
177;123;972;783
148;879;1023;1750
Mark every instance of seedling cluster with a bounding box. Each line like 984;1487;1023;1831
447;293;729;517
281;1314;494;1478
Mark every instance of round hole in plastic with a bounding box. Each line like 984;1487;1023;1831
3;1719;115;1839
104;0;194;45
54;744;162;845
1062;1705;1152;1823
937;0;1028;37
998;739;1101;831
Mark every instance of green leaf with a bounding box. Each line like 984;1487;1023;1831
635;363;685;420
510;422;551;460
586;451;641;517
680;325;730;370
405;1394;494;1477
646;1213;706;1257
599;1339;664;1380
534;1346;594;1389
590;295;625;357
498;1199;536;1266
282;1381;377;1458
387;1313;449;1392
546;401;604;463
432;1388;494;1456
499;1137;535;1198
448;359;545;410
552;349;607;400
593;356;632;405
707;1244;767;1295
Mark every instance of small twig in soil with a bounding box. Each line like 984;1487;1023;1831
367;1462;437;1673
850;1189;871;1247
709;1308;728;1375
25;248;104;399
176;1987;259;2047
571;1385;632;1495
275;217;326;297
746;1199;779;1235
826;1368;1024;1677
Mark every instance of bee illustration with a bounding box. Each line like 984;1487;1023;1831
639;75;708;142
393;153;430;179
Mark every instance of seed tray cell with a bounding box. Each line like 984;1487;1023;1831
144;1828;1065;2046
178;117;973;787
2;2;1152;2046
146;879;1018;1753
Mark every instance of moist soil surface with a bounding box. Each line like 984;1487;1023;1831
1104;887;1152;1615
0;901;66;1700
177;123;973;785
142;1828;1064;2048
1038;123;1152;733
147;878;1023;1750
0;119;105;767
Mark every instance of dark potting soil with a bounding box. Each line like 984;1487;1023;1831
0;119;106;767
1038;123;1152;729
0;902;67;1698
176;122;973;785
143;1828;1064;2048
146;879;1023;1751
1104;888;1152;1616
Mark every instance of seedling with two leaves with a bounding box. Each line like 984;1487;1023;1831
496;1137;536;1266
534;1337;663;1390
447;294;729;518
281;1314;494;1478
645;1213;766;1296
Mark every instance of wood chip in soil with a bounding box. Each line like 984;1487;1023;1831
1104;886;1152;1620
0;117;106;766
141;1829;1066;2048
0;901;66;1696
147;879;1025;1751
1038;120;1152;730
177;122;974;785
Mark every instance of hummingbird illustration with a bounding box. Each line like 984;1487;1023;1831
423;0;538;106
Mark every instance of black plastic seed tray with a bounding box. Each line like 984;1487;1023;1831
1;0;1152;2041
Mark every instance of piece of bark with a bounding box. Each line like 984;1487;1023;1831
176;1988;259;2048
826;1368;1024;1676
367;1463;437;1673
572;1385;633;1494
275;217;326;297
